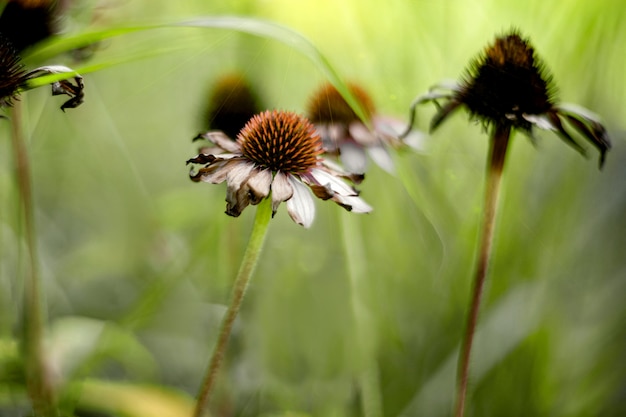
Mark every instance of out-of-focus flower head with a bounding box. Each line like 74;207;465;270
307;81;424;175
188;110;372;228
403;30;611;167
0;0;60;52
203;73;261;139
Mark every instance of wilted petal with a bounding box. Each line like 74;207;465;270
320;159;365;184
286;176;315;228
430;99;462;132
402;130;427;152
349;122;379;147
271;171;294;216
189;157;243;183
339;141;368;174
332;193;373;213
246;168;272;205
523;114;556;131
328;123;345;144
367;144;395;174
309;168;359;197
547;111;587;156
25;65;84;111
195;131;241;153
556;104;611;168
225;161;257;217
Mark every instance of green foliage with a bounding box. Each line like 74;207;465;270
1;0;625;416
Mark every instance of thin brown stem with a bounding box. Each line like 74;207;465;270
10;102;56;416
193;197;272;417
454;124;511;417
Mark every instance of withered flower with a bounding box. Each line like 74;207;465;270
405;30;611;167
403;30;612;417
203;73;261;139
23;65;84;111
0;33;27;107
188;110;372;228
0;33;84;111
307;82;424;175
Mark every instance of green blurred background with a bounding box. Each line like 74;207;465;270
1;0;625;416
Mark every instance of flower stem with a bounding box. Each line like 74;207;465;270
454;124;511;417
193;196;272;417
10;102;56;416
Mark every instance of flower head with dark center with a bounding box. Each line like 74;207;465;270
188;110;372;228
0;34;26;107
307;82;424;175
403;30;611;167
204;74;261;139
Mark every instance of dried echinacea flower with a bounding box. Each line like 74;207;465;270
0;33;27;107
307;82;423;175
402;30;611;417
23;65;85;111
0;34;84;111
187;111;372;417
189;109;372;228
404;31;610;167
202;73;261;139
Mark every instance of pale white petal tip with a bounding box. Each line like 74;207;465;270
367;145;396;175
286;177;315;228
404;131;428;151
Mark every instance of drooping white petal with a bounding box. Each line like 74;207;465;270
225;161;257;216
374;116;427;152
328;123;345;144
339;141;368;174
523;114;556;131
192;157;242;184
200;131;242;153
402;130;427;152
349;122;379;147
333;194;373;213
246;168;272;205
286;176;315;228
367;145;395;174
309;168;358;196
271;171;294;216
556;103;603;123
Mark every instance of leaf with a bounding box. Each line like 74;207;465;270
75;379;194;417
23;16;370;126
398;282;545;417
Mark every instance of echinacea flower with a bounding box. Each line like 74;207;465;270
307;82;423;175
203;73;261;139
188;110;372;228
0;33;84;110
0;33;27;107
402;29;612;417
404;30;611;167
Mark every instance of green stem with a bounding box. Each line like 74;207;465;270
10;102;56;415
193;196;272;417
340;211;382;417
454;124;511;417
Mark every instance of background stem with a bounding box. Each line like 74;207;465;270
10;102;56;416
193;196;272;417
340;211;383;417
454;124;511;417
